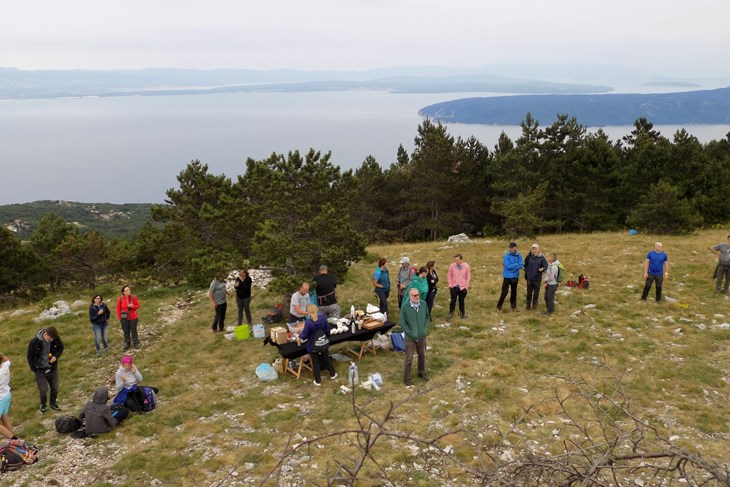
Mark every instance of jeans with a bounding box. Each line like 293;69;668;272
121;318;140;348
35;368;59;406
544;284;557;313
212;302;227;331
425;289;437;316
310;351;336;383
91;322;109;352
526;278;542;306
236;296;252;325
403;337;426;385
374;288;390;315
716;264;730;292
318;303;341;319
641;274;664;301
449;287;467;316
497;278;519;309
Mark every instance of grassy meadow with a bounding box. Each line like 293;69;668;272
1;230;729;486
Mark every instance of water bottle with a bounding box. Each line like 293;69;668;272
350;304;355;318
351;320;355;334
348;362;359;387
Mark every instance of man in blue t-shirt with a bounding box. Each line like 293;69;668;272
641;242;669;302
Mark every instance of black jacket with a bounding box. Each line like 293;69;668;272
524;253;549;281
27;329;64;372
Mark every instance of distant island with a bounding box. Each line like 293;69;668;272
418;86;730;125
0;66;614;99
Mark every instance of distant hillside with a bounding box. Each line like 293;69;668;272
418;86;730;125
0;200;155;240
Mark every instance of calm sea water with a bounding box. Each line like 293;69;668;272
1;90;728;204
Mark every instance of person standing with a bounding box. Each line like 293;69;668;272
312;265;340;319
289;282;310;321
89;294;110;356
234;269;253;327
447;254;471;320
497;242;524;312
116;285;141;350
544;252;560;315
400;288;430;387
396;257;416;310
372;258;391;315
27;326;64;414
299;305;337;386
425;260;439;317
523;243;548;310
209;273;228;332
641;242;669;302
710;235;730;294
0;354;16;439
403;267;429;306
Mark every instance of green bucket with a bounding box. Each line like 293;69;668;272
234;325;250;340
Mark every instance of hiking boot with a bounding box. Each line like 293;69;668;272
532;303;538;310
446;312;453;321
460;313;467;319
418;374;429;382
50;403;60;411
40;405;47;414
313;380;322;387
525;304;531;311
496;306;502;314
511;307;518;312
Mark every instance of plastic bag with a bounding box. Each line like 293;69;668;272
253;324;266;339
255;363;279;382
390;332;405;352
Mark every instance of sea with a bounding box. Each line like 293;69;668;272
1;88;729;205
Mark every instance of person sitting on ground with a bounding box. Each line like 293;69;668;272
112;355;145;412
79;386;117;437
298;304;337;386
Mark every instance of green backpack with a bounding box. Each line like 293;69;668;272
556;263;566;284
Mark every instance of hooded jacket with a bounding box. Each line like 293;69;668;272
27;328;64;373
79;386;116;436
502;251;524;279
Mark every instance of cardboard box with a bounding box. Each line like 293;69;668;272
271;326;288;345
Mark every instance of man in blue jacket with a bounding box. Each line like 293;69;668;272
497;242;524;312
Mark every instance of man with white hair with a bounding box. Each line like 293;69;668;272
641;242;668;302
523;243;548;310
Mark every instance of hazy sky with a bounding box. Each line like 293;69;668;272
2;0;729;77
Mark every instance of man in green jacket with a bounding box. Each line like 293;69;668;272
399;287;430;387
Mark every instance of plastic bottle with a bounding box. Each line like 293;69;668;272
348;362;359;387
350;304;355;318
351;320;355;334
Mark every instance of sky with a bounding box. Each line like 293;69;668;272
1;0;729;77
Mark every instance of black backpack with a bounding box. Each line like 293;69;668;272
55;415;82;434
311;326;330;353
111;403;129;422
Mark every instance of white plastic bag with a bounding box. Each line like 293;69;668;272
255;363;279;382
253;324;266;339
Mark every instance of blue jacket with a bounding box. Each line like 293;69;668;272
502;251;524;279
299;314;331;353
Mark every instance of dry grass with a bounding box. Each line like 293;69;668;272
1;230;729;485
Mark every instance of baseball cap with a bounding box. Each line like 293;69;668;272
399;257;410;264
509;242;517;248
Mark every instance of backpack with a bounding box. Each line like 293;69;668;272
262;304;283;324
111;403;129;422
141;387;157;412
311;326;330;353
556;263;566;284
54;415;82;434
390;332;405;353
578;274;590;289
0;439;38;473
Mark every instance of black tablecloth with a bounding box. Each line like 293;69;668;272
269;321;396;360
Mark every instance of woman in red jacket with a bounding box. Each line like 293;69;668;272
116;285;141;350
